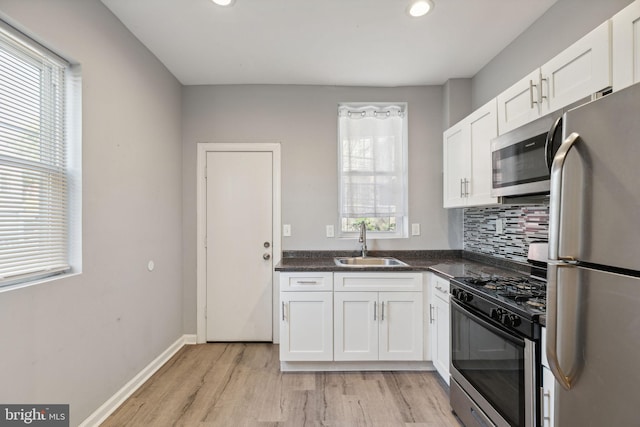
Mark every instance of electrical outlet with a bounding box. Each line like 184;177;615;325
411;223;421;236
283;224;291;237
326;225;334;238
495;218;504;235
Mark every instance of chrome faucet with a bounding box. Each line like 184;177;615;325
358;222;368;258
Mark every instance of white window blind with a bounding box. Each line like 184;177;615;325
0;25;70;286
338;103;408;237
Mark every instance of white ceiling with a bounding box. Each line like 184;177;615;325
101;0;558;87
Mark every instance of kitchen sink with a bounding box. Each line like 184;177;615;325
334;257;409;267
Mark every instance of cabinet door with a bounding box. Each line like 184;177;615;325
280;292;333;361
613;0;640;91
431;294;450;383
542;366;556;427
334;292;378;361
497;69;543;134
467;99;499;207
378;292;423;361
541;21;611;112
443;121;469;208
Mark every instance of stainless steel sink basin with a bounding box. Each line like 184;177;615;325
334;257;408;267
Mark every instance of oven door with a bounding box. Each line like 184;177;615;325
450;300;536;427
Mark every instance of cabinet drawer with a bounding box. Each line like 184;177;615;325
334;272;423;292
280;272;333;291
432;274;450;303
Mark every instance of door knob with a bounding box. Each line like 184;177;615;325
263;253;271;260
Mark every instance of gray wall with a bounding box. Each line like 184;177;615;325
0;1;183;424
181;85;462;332
442;78;472;128
472;0;634;109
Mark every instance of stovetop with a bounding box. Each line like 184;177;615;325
459;275;546;315
451;274;546;322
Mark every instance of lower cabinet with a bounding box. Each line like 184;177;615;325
279;272;334;361
280;271;424;365
428;272;451;384
541;366;556;427
280;291;333;361
334;291;423;361
541;327;555;427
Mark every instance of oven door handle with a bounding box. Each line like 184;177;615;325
451;299;526;347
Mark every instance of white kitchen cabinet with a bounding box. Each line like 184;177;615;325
612;0;640;91
495;69;544;135
541;327;556;427
498;21;611;134
443;99;499;208
334;273;423;361
279;273;333;361
428;273;450;384
542;366;556;427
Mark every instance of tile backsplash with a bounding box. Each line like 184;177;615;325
463;205;549;263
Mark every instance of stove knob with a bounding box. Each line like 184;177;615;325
452;289;461;299
490;308;503;320
503;314;521;327
462;292;473;303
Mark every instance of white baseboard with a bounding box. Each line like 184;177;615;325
80;334;196;427
280;360;434;372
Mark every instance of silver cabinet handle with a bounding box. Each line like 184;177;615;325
540;76;548;103
530;79;539;108
429;304;434;324
464;178;470;197
460;178;464;198
296;280;318;285
547;131;581;391
282;301;286;321
381;302;385;321
373;301;377;321
435;285;448;294
263;253;271;260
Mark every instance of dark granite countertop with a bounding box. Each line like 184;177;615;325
275;250;530;277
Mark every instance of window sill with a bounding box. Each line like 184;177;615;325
0;271;82;294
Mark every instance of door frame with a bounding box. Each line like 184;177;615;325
196;142;282;344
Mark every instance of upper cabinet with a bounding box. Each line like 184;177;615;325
612;0;640;91
443;99;499;208
497;21;611;134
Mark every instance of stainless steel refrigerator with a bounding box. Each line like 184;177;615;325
547;81;640;426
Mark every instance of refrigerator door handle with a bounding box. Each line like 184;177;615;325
549;131;580;262
546;262;575;390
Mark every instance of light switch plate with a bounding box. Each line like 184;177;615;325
411;223;420;236
283;224;291;237
326;225;334;238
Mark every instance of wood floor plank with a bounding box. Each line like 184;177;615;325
102;343;461;427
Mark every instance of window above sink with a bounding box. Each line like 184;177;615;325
337;103;409;239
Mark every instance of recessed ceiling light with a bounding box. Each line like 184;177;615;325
211;0;235;6
408;0;434;18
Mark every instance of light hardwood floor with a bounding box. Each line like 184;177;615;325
102;343;462;427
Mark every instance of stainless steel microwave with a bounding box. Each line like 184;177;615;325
490;113;563;197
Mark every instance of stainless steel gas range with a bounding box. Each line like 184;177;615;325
449;244;547;427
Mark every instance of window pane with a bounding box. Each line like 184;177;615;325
0;24;70;286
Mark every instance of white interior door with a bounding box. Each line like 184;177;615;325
205;151;273;341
